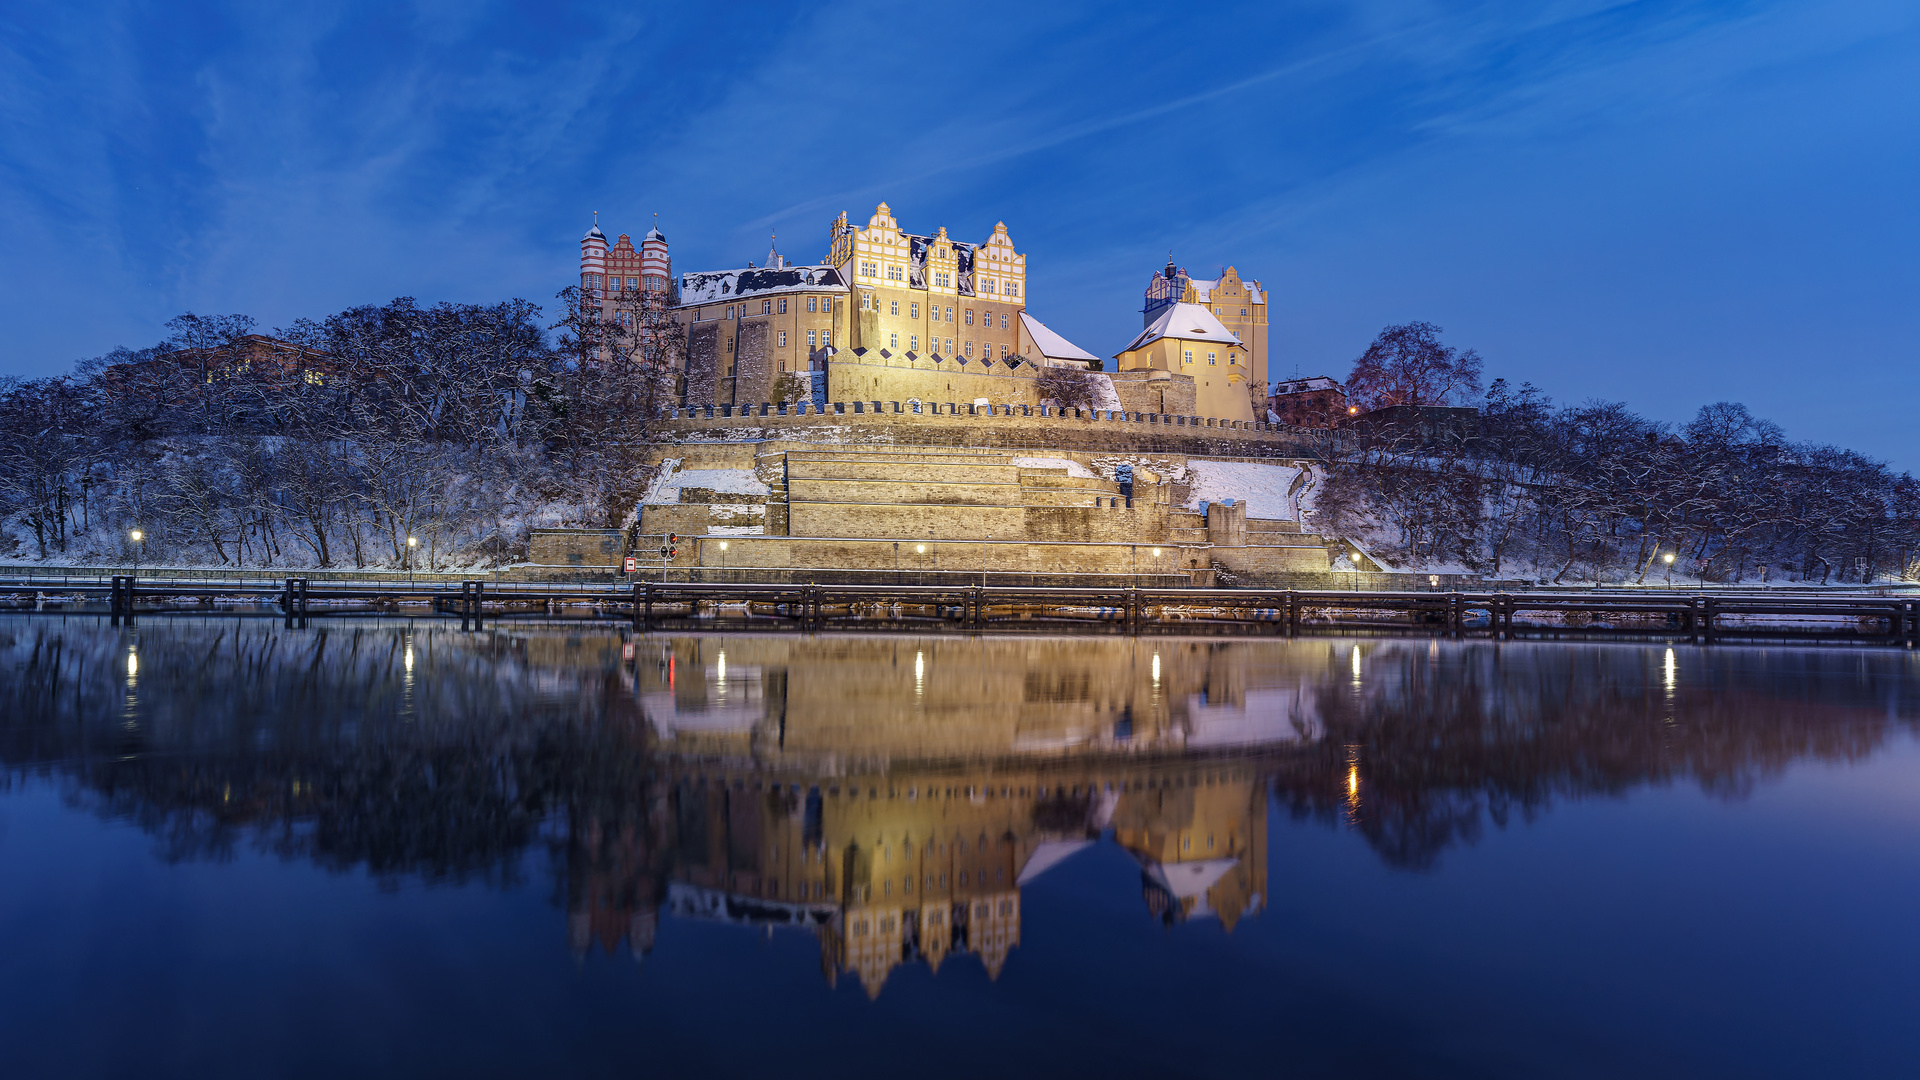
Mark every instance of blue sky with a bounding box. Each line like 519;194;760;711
3;1;1916;466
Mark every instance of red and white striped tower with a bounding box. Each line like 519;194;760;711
580;211;609;300
639;214;671;301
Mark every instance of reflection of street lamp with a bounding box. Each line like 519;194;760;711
1664;552;1675;588
130;529;144;576
407;536;418;586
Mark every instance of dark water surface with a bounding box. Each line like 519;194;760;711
3;616;1917;1079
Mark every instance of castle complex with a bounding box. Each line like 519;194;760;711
556;204;1412;589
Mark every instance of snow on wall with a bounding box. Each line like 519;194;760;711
1012;456;1100;479
1182;461;1303;521
1088;373;1123;412
643;460;771;505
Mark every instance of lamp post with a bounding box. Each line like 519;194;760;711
1664;552;1675;588
406;535;418;586
130;529;144;576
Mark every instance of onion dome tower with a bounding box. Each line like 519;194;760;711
581;212;609;298
639;213;671;302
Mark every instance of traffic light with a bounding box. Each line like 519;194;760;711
667;533;678;559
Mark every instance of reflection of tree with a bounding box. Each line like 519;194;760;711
1274;642;1917;870
6;622;1918;979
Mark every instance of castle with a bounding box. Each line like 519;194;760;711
578;203;1271;420
552;204;1405;590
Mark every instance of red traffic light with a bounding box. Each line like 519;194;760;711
667;533;679;544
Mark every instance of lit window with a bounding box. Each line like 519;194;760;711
807;297;818;313
910;302;919;318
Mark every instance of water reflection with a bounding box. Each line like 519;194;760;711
1;619;1914;998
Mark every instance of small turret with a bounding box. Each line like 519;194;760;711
580;211;609;293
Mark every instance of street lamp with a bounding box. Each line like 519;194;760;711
407;535;418;586
130;529;144;576
1664;552;1675;588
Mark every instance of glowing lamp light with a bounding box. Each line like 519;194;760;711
1663;553;1675;564
1348;406;1360;415
407;536;418;548
129;529;143;542
719;541;729;550
916;544;926;554
126;651;138;677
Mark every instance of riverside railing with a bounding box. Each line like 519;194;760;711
15;578;1916;646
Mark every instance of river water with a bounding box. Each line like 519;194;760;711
2;616;1917;1078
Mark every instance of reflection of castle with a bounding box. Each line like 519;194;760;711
568;635;1317;995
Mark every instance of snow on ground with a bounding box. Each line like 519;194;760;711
1183;461;1303;521
642;460;771;504
1012;456;1100;479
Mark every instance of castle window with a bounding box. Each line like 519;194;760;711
910;302;919;319
1241;307;1249;317
890;300;899;316
1007;282;1019;297
727;337;734;352
1001;344;1009;358
965;341;974;357
887;264;903;281
779;298;788;314
1208;352;1217;365
807;330;817;348
964;310;974;326
725;305;734;320
807;297;817;313
1229;353;1238;365
1000;313;1008;329
1184;350;1193;364
944;306;952;322
985;279;996;294
945;338;953;354
862;295;872;310
762;300;771;314
890;332;898;348
910;335;919;351
779;360;786;371
778;331;788;347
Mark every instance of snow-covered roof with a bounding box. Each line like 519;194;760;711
674;264;845;308
1018;312;1098;363
1272;375;1341;395
1118;301;1244;355
1188;277;1264;306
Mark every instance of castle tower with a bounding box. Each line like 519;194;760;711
580;213;609;296
639;217;671;301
